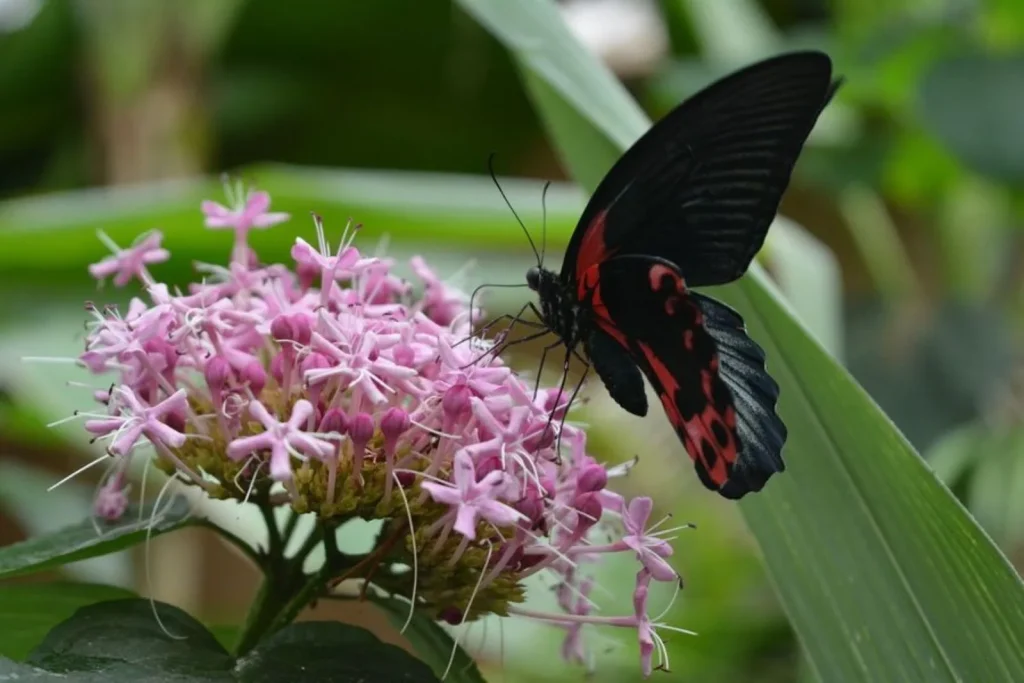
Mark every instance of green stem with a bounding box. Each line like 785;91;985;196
233;502;300;655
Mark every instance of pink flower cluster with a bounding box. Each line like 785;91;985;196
72;184;686;676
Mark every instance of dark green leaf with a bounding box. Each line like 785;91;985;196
374;597;486;683
235;621;438;683
24;598;439;682
0;496;193;579
0;582;136;661
27;599;231;679
918;52;1024;182
0;656;58;681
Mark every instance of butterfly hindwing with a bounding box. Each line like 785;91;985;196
584;326;648;417
690;291;787;497
583;256;785;498
562;51;839;289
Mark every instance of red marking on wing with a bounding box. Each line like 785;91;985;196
648;263;686;296
575;209;617;281
636;341;732;486
583;258;741;492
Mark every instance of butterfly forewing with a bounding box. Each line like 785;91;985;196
562;51;838;288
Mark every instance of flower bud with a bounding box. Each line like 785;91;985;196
241;359;267;395
319;407;349;435
205;356;231;390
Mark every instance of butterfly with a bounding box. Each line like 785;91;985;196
523;51;842;499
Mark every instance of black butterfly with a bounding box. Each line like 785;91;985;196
523;51;841;499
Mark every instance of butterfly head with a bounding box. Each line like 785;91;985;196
526;266;542;292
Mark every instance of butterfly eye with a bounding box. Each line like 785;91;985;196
526;267;541;291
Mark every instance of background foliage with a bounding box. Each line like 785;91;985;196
3;0;1024;681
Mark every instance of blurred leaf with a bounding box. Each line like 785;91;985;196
0;166;583;287
918;52;1024;183
676;0;780;64
845;301;1013;451
0;460;134;587
374;597;486;682
931;424;1024;550
761;216;843;358
837;184;921;305
926;423;985;486
458;1;1024;681
966;428;1024;549
0;497;193;579
0;582;136;662
883;130;964;209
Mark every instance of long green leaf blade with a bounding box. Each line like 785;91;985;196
455;0;1024;680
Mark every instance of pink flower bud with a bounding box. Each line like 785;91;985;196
475;455;502;480
350;412;375;445
439;606;463;625
442;384;471;417
94;479;128;521
573;492;603;532
319;407;349;435
381;407;410;442
241;360;267;395
392;344;415;367
349;412;375;478
577;464;607;493
301;352;331;374
205;356;231;390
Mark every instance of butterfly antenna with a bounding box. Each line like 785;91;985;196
488;153;541;267
540;180;551;267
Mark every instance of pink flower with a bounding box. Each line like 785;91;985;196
202;186;288;264
227;399;334;481
421;450;524;540
622;497;676;582
411;255;471;327
84;387;188;456
55;182;686;678
202;189;288;234
88;230;169;287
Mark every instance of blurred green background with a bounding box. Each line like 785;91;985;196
2;0;1024;681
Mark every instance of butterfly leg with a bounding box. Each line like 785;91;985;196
539;343;591;463
533;338;568;400
476;302;555;363
454;302;543;349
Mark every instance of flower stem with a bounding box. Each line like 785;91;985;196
233;501;301;655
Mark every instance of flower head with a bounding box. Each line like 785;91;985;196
88;230;169;287
62;183;685;677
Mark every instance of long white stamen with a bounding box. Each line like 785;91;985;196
146;472;188;640
21;356;81;365
391;471;419;634
442;539;493;681
47;455;109;492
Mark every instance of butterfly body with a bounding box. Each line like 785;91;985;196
525;51;841;499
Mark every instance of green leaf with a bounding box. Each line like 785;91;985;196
0;582;136;662
373;597;486;683
0;657;56;681
23;598;439;682
456;0;1024;680
235;621;438;683
0;497;193;579
27;599;231;680
0;165;584;288
917;52;1024;182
